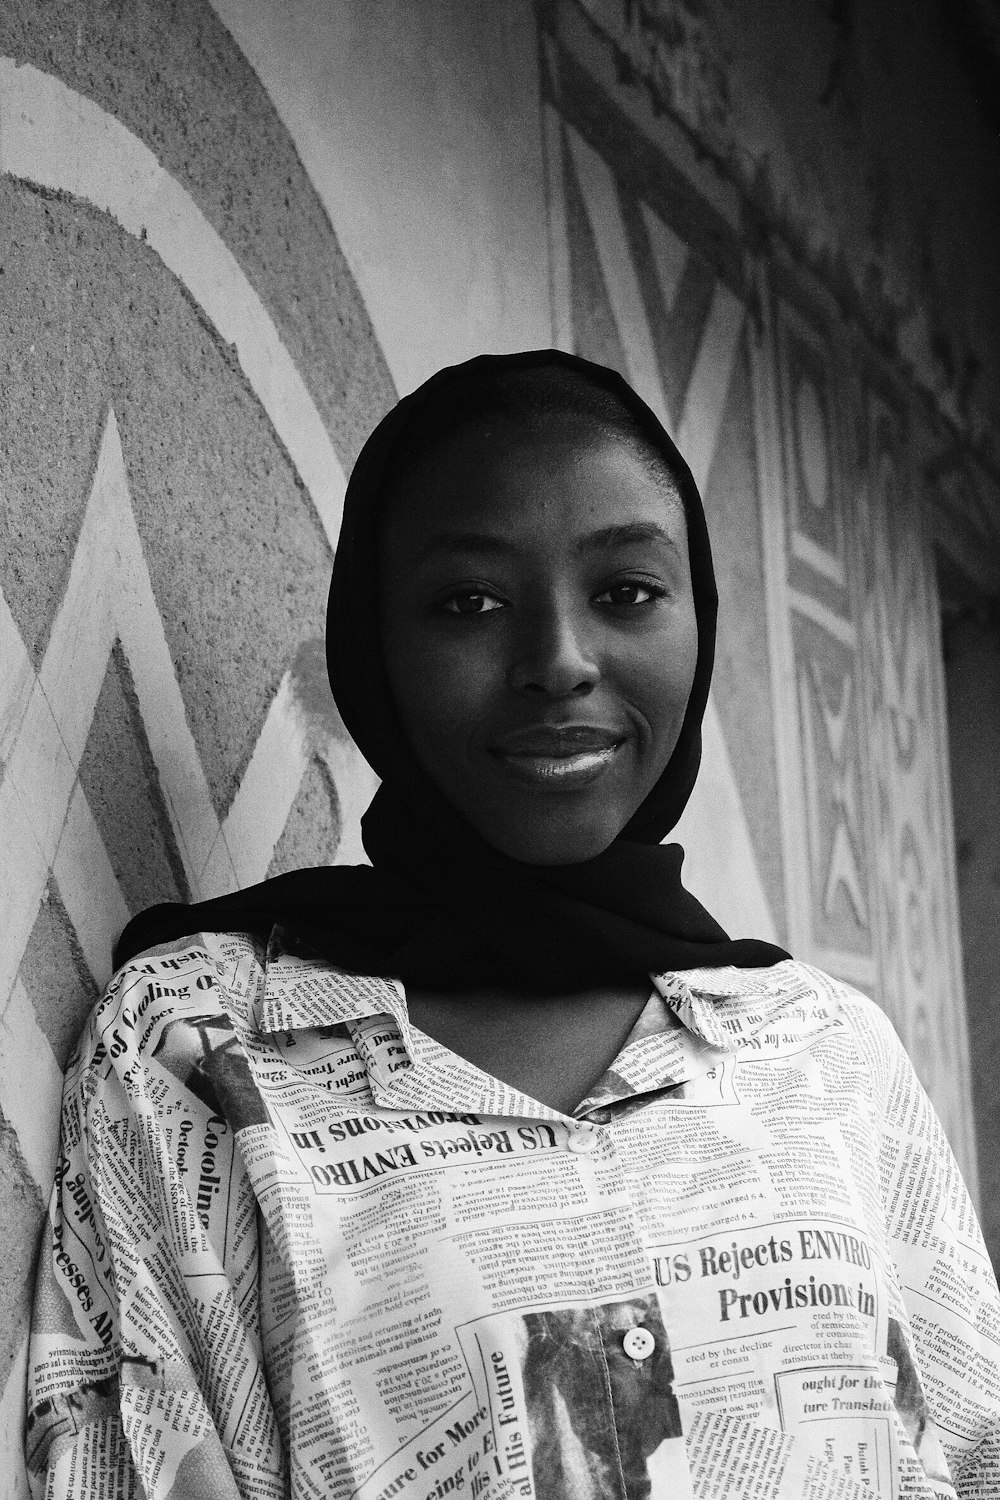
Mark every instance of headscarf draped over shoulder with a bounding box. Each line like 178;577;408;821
116;351;789;987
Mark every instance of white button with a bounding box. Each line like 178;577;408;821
566;1126;599;1154
622;1327;655;1361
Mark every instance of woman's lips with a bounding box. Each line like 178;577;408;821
489;726;624;789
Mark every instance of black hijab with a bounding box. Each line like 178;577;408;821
116;351;789;987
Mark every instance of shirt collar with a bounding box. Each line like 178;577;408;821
256;927;416;1055
258;930;778;1041
257;933;808;1116
654;960;816;1048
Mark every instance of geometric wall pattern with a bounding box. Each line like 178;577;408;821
775;294;873;980
0;23;391;1490
857;392;971;1164
539;13;977;1190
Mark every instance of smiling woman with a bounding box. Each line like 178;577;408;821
113;354;784;1000
27;352;1000;1500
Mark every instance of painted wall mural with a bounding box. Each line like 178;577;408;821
774;293;873;982
856;390;971;1166
0;6;393;1486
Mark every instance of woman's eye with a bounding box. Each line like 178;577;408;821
595;580;663;607
440;591;504;615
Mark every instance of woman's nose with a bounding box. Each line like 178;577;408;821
507;604;600;698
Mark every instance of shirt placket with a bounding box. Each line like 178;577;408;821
530;1114;692;1500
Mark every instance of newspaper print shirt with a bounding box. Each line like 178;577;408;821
27;929;1000;1500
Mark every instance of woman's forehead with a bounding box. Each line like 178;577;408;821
381;416;686;535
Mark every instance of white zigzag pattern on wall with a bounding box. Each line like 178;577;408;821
0;56;347;552
0;408;376;1017
565;125;744;488
0;63;379;1484
0;58;378;1029
798;663;867;929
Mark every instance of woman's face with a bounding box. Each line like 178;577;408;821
379;419;699;864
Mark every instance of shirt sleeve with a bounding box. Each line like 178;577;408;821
872;1002;1000;1497
25;945;286;1500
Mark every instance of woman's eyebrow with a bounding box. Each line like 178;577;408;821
578;521;682;556
412;520;681;564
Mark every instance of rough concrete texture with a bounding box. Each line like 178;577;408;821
1;0;397;467
78;642;192;912
0;184;112;671
208;0;552;392
20;881;98;1070
2;178;330;812
0;1112;44;1399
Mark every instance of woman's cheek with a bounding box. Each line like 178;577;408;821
407;649;485;752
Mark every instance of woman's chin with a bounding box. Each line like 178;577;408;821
472;813;622;867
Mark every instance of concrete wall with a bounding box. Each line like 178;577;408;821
1;1;998;1490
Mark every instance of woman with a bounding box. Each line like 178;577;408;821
27;352;1000;1499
